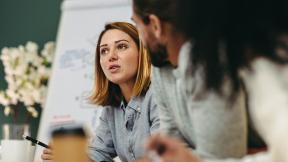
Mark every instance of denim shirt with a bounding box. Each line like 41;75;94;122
88;88;159;162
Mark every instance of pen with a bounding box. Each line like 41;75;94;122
23;135;50;148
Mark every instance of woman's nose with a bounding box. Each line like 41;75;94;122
108;49;118;61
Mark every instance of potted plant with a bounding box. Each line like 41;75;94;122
0;41;55;139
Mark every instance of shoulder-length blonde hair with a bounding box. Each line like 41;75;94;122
90;22;151;107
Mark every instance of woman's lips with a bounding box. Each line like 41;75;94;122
108;65;120;73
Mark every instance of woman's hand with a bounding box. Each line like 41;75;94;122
145;134;201;162
41;148;53;160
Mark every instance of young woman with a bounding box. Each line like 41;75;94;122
41;22;159;162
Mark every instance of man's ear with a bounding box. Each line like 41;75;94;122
148;14;162;39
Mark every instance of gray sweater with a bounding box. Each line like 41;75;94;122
151;42;247;159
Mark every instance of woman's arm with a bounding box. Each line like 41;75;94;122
88;108;117;162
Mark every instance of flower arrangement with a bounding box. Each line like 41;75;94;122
0;41;55;120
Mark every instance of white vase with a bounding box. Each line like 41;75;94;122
0;124;35;162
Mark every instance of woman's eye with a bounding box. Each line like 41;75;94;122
100;48;109;55
117;44;128;50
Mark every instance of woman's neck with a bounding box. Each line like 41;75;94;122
119;81;135;103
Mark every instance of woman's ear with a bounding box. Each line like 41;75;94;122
148;14;162;39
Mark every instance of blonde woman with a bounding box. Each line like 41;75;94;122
41;22;159;162
88;21;159;162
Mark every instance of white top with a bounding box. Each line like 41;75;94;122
205;58;288;162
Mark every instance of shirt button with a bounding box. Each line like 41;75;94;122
137;107;140;112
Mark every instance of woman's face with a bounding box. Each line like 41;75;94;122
99;29;139;85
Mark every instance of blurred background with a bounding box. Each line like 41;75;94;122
0;0;62;138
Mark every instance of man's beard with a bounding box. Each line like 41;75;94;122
147;43;170;67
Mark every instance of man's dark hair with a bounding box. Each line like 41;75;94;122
133;0;288;96
133;0;180;25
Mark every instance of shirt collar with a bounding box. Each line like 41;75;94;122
120;96;141;112
172;41;192;79
120;100;126;110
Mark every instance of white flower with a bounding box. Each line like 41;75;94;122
25;42;38;53
1;47;9;55
25;82;34;90
18;45;25;52
1;48;10;61
14;64;27;76
10;48;21;60
5;75;14;85
4;106;12;116
4;67;14;75
25;52;38;65
6;89;18;105
15;79;22;87
0;41;55;118
0;92;10;106
41;42;55;63
31;89;41;103
27;106;34;112
31;56;43;67
22;95;34;106
27;106;38;118
31;111;38;118
38;65;51;77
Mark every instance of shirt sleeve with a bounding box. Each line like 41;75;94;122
151;68;184;138
88;108;117;162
